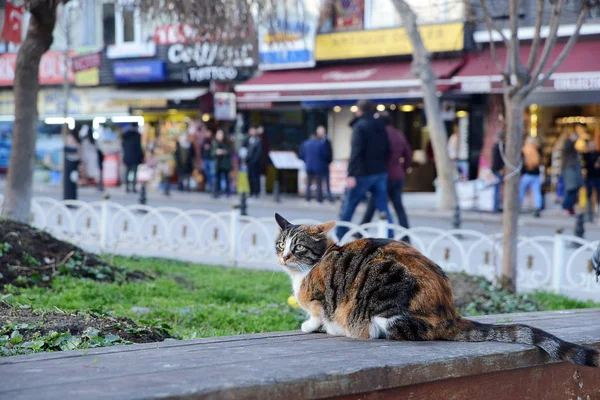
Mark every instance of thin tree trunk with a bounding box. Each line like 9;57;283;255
1;3;57;222
500;92;524;291
391;0;457;210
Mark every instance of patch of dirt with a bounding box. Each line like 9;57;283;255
0;219;149;288
448;273;490;309
0;302;169;344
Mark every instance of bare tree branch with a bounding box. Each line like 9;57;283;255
508;0;520;79
528;0;565;87
478;0;509;46
522;1;589;97
526;0;545;72
479;0;508;82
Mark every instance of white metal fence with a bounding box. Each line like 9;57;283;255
1;196;598;301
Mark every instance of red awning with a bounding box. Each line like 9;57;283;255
235;59;464;103
454;40;600;93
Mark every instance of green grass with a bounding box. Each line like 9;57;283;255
2;257;598;340
531;291;600;310
2;257;304;339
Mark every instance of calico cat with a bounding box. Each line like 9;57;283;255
274;213;599;367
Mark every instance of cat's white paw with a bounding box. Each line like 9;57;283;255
301;318;322;333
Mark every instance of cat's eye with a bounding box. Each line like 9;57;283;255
295;245;306;252
276;242;285;251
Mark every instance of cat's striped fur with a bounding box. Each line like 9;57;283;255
274;213;599;367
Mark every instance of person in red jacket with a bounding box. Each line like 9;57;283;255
359;111;413;240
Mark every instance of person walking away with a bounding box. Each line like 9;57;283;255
562;134;584;216
551;131;568;204
491;130;505;213
122;123;144;193
583;138;600;218
212;129;232;197
246;126;263;198
79;125;100;186
316;125;334;202
175;134;195;191
359;111;412;241
201;130;215;193
63;128;82;200
519;137;543;217
299;134;328;203
337;100;392;239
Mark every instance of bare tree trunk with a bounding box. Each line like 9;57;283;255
500;92;523;292
391;0;457;210
1;3;57;222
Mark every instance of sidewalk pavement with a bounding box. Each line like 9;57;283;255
1;179;599;232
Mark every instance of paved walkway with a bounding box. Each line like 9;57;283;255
2;179;599;235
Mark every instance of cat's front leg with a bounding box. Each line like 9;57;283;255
301;316;323;333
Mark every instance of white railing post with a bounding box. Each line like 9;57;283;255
552;233;565;293
230;206;241;266
99;195;109;253
377;214;387;238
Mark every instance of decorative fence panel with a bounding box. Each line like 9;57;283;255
2;196;598;301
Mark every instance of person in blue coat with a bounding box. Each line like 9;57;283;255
299;133;331;203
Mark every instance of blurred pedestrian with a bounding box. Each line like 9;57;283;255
359;111;412;241
201;129;215;192
79;125;100;186
175;134;196;192
491;130;505;213
337;100;391;239
584;138;600;217
519;137;543;217
212;129;232;197
299;132;329;203
122;122;144;193
562;133;584;216
247;126;263;198
316;125;334;202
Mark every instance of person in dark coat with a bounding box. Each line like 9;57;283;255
491;130;505;213
584;138;600;217
211;129;232;197
201;129;215;192
246;126;263;198
175;134;196;192
359;111;412;239
562;133;583;216
121;123;144;193
337;100;392;239
299;132;330;203
316;125;334;202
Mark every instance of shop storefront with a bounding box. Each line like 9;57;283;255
453;38;600;196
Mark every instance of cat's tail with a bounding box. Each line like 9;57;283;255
447;318;599;367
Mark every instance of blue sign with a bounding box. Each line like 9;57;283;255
257;0;319;71
113;60;166;83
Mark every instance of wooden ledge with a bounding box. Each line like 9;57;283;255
1;309;599;400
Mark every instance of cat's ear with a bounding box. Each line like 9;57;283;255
316;221;336;234
275;213;292;230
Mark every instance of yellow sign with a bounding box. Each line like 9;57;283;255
315;22;464;61
75;69;99;87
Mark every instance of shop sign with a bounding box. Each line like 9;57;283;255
236;101;273;110
315;22;464;60
154;24;198;45
460;80;492;93
0;51;74;86
214;92;237;121
72;52;102;73
167;42;254;82
258;0;319;71
114;60;166;83
553;76;600;91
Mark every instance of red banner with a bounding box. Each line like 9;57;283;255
0;51;75;86
72;52;102;73
1;2;23;44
